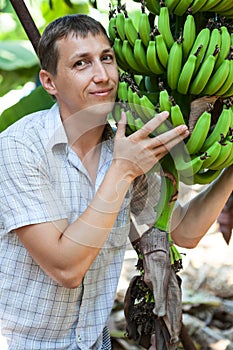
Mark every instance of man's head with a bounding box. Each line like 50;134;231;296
38;14;110;76
38;14;119;121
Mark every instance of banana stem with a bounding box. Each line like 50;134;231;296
154;156;178;232
153;156;183;269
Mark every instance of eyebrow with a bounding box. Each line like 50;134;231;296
70;48;114;61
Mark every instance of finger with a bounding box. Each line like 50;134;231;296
115;111;126;139
133;111;170;139
153;130;189;156
151;125;189;149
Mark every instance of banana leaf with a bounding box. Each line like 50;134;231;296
0;85;54;132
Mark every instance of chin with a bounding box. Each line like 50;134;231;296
87;101;115;117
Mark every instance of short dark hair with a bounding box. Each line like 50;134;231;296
37;14;109;75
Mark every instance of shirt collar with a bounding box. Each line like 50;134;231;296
45;103;68;151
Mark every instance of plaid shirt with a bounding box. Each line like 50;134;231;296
0;103;158;350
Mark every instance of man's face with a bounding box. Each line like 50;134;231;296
50;32;119;120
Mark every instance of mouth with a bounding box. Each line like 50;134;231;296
90;88;113;96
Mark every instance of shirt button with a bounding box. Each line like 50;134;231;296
77;335;82;342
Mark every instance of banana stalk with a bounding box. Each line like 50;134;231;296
154;154;183;269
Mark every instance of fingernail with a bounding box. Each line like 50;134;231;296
179;125;188;131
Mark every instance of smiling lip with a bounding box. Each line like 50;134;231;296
90;88;112;96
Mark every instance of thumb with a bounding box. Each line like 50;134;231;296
115;111;126;139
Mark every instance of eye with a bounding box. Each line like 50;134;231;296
102;54;114;63
74;60;89;68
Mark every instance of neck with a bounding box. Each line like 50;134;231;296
61;109;107;156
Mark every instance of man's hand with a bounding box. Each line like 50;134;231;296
113;111;189;179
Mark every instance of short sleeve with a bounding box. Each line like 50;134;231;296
0;135;67;233
130;173;161;226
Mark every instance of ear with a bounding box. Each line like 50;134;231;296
39;69;57;96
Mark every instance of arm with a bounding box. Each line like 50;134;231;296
171;165;233;248
15;112;189;288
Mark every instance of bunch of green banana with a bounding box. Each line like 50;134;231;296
191;0;233;17
175;24;233;97
164;0;233;17
176;102;233;184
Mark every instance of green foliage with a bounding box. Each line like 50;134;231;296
0;40;38;70
0;40;39;96
0;0;90;115
41;0;90;27
0;86;54;132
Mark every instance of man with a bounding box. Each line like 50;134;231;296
0;14;232;350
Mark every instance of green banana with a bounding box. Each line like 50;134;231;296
112;102;123;123
214;26;231;71
124;14;138;46
167;36;183;90
194;169;222;184
190;0;209;13
181;169;222;185
158;5;174;49
155;32;169;68
117;80;129;102
222;86;233;98
108;12;117;41
127;84;135;111
230;105;233;128
138;2;151;47
164;0;180;13
113;38;129;72
219;6;233;17
210;0;233;12
209;136;233;170
203;28;221;62
185;110;211;155
216;143;233;169
170;101;186;127
115;9;125;41
134;116;145;131
202;58;231;96
122;39;142;74
201;106;232;152
146;40;165;75
174;153;205;178
177;45;202;95
159;87;172;114
132;90;145;119
173;0;194;15
216;56;233;96
133;38;151;75
138;94;156;122
125;109;137;133
200;141;222;169
188;27;211;75
145;0;161;15
189;46;220;95
182;14;196;61
199;0;222;12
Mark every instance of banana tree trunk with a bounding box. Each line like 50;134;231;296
9;0;41;54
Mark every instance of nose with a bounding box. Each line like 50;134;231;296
92;61;109;83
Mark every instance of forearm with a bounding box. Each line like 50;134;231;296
171;166;233;248
63;160;133;247
54;161;133;279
